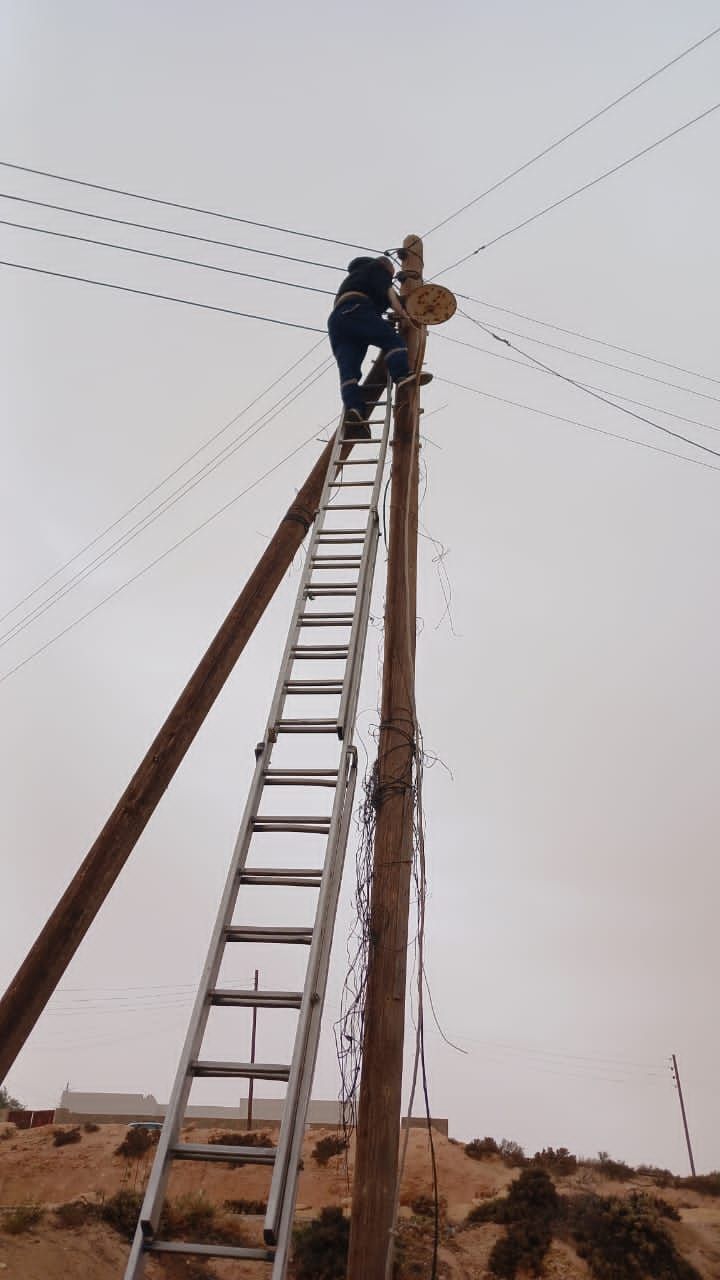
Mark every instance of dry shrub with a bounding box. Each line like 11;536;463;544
292;1206;349;1280
115;1125;159;1158
83;1121;100;1133
53;1126;82;1147
100;1189;143;1238
55;1199;97;1228
465;1136;500;1161
532;1146;578;1177
224;1197;267;1215
567;1191;700;1279
311;1134;348;1166
2;1203;45;1234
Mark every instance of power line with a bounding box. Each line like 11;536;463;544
0;157;379;253
0;415;336;687
458;307;720;460
0;190;343;271
455;291;720;388
424;22;720;237
445;311;720;407
0;258;325;331
437;331;720;434
0;358;333;648
436;375;720;475
435;100;720;276
0;339;326;626
0;216;335;294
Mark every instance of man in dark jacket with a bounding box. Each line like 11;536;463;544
327;255;417;437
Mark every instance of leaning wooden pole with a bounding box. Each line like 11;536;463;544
347;235;425;1280
0;359;387;1084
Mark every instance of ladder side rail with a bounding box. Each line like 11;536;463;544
265;747;358;1260
126;418;348;1274
128;739;269;1254
337;380;393;735
267;747;356;1280
265;468;386;1249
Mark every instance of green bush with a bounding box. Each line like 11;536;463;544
2;1203;44;1234
627;1191;680;1221
478;1169;560;1278
311;1134;348;1166
0;1086;23;1110
567;1191;700;1279
465;1136;500;1160
292;1206;349;1280
636;1164;674;1188
115;1126;158;1158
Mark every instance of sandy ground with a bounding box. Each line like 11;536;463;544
1;1121;719;1278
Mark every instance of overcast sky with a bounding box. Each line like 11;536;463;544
2;0;719;1176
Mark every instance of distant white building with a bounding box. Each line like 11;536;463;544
56;1089;447;1133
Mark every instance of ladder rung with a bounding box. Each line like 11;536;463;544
276;719;338;733
315;529;366;536
253;819;331;834
224;925;314;943
286;679;343;689
298;611;354;621
148;1240;275;1262
209;988;303;1009
240;868;323;886
304;585;357;594
172;1141;277;1165
266;768;339;776
264;775;338;787
311;556;362;564
191;1060;290;1081
335;458;381;466
322;504;371;511
291;645;349;654
334;480;374;488
339;436;382;445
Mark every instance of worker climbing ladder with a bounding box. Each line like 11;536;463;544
123;380;395;1279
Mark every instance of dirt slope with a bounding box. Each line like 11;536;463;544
1;1122;719;1278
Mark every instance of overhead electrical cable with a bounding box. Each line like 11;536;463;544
0;359;333;648
0;338;327;626
0;157;379;252
0;415;337;686
446;311;720;406
455;292;720;388
436;375;720;475
424;22;720;237
435;100;720;276
0;191;344;270
0;259;325;331
0;216;335;294
457;308;720;460
437;332;720;434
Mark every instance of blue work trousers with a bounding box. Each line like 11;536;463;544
327;300;410;414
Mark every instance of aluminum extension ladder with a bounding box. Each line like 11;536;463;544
124;384;394;1279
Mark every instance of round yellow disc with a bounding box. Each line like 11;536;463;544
405;283;457;325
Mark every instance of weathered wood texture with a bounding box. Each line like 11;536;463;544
347;236;424;1280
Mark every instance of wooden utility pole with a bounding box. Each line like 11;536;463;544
347;235;425;1280
671;1053;696;1175
0;361;388;1084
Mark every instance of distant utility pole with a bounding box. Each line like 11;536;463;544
346;235;425;1280
671;1053;696;1175
0;360;389;1086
